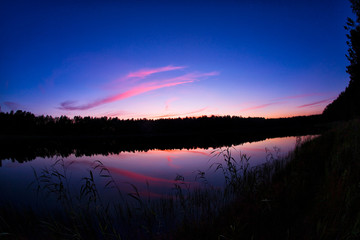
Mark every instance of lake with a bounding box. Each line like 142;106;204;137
0;135;313;209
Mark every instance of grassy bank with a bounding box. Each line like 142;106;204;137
169;119;360;239
1;120;359;239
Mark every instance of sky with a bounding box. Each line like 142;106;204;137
0;0;355;119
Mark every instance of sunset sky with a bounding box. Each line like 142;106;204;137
0;0;354;119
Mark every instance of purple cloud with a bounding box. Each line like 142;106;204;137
3;101;22;111
240;102;284;112
59;71;218;111
297;98;334;108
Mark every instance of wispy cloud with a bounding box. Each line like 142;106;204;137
105;65;187;88
239;92;335;115
297;98;334;108
152;107;209;119
165;97;179;111
273;93;325;101
60;80;191;110
240;102;283;112
126;65;186;79
60;71;218;111
3;101;22;111
93;110;130;118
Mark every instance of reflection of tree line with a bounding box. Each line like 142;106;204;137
0;111;326;163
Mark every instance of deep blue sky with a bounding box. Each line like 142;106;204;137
0;0;354;118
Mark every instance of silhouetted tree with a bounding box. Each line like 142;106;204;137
0;110;326;163
323;0;360;120
0;110;324;138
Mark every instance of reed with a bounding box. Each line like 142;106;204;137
2;120;358;239
1;144;288;239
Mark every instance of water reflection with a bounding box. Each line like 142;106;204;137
0;135;315;209
0;133;314;164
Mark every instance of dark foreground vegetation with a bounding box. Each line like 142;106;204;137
323;0;360;120
169;119;360;240
1;1;360;239
1;119;359;240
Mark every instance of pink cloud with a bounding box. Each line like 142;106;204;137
185;107;209;115
60;71;219;111
152;107;209;119
60;80;192;110
240;102;283;112
105;65;186;89
126;65;186;79
160;71;218;84
297;98;334;108
165;97;179;111
93;110;129;118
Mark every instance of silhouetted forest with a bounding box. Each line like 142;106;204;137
0;110;324;137
0;110;327;163
323;0;360;120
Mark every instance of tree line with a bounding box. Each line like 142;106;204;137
0;110;324;137
0;110;326;164
323;0;360;119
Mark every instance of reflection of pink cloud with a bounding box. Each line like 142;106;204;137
188;150;209;156
60;71;218;111
107;166;183;185
297;98;334;108
126;65;185;79
167;156;180;169
158;149;209;156
241;102;283;112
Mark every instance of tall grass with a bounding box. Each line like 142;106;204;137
1;133;330;240
179;120;360;240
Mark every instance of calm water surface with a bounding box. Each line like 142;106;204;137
0;135;312;208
